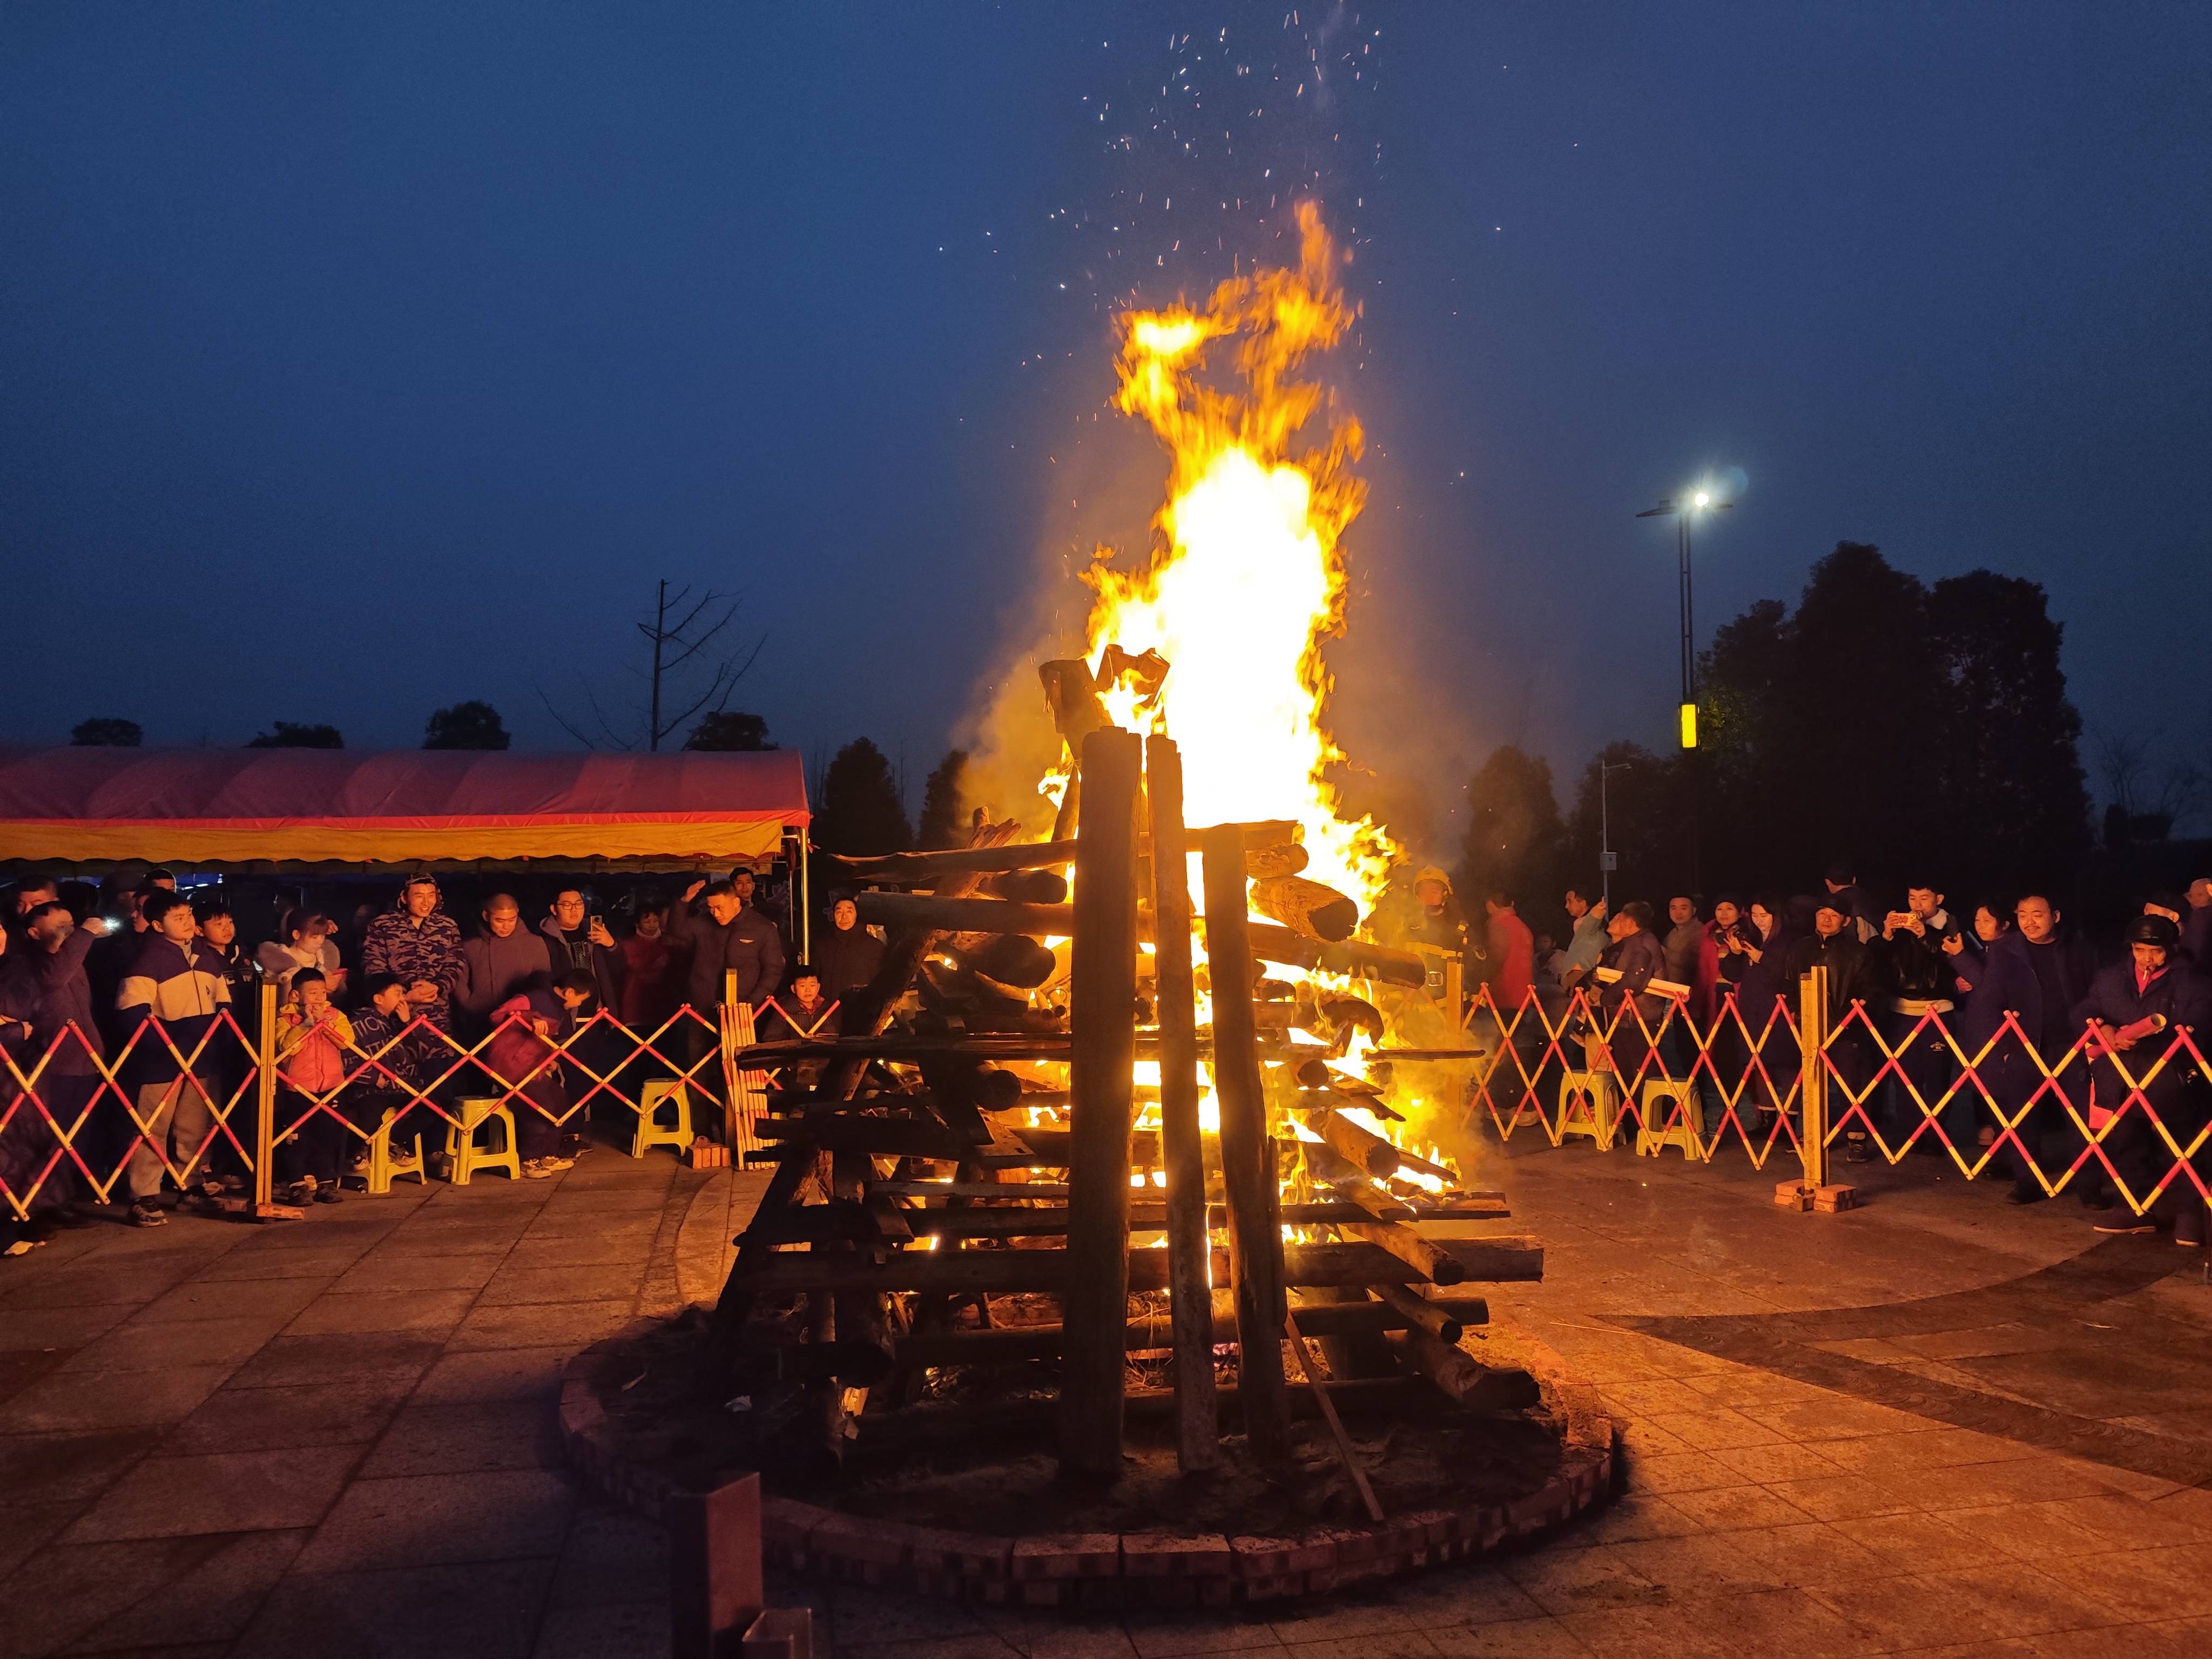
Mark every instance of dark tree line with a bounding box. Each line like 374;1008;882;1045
1458;543;2091;911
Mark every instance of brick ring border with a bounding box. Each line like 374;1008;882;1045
560;1327;1622;1609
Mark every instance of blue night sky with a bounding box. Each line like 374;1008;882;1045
4;3;2207;845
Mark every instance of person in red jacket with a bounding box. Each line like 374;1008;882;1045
1481;892;1534;1010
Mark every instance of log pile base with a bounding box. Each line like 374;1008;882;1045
559;1311;1620;1610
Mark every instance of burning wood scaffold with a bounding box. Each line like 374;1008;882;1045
711;683;1542;1487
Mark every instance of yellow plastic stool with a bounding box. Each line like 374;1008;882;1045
1635;1079;1707;1161
367;1107;426;1195
632;1079;695;1159
445;1097;522;1184
1557;1070;1617;1150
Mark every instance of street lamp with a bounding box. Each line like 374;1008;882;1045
1599;757;1634;911
1636;488;1731;892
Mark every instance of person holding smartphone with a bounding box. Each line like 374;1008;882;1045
1882;882;1962;1153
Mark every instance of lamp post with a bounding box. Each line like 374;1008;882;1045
1636;490;1731;894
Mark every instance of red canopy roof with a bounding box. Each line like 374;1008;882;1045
0;747;808;865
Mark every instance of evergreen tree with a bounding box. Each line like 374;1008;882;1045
916;749;970;849
1456;746;1565;907
815;738;912;856
422;700;510;750
685;711;775;751
70;717;141;747
1927;570;2090;886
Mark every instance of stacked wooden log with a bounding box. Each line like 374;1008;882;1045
711;714;1542;1488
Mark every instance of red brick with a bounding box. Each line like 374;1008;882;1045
1229;1534;1333;1579
1010;1533;1121;1581
1122;1532;1233;1578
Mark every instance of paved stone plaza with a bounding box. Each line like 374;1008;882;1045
5;1137;2212;1659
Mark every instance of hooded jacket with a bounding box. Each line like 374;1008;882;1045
665;901;785;1008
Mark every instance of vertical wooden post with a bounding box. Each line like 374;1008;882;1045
1200;823;1293;1464
1144;736;1220;1472
253;977;278;1212
1443;957;1464;1031
1060;726;1142;1481
1799;966;1829;1193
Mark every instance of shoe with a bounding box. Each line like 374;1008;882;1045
538;1154;576;1172
1843;1138;1872;1164
2005;1179;2045;1206
129;1198;167;1228
520;1159;555;1180
2178;1210;2207;1248
281;1180;315;1206
314;1183;344;1204
2092;1219;2157;1236
427;1154;454;1181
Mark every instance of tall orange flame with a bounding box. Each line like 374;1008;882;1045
1078;202;1395;909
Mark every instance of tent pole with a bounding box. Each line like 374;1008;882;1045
799;830;811;964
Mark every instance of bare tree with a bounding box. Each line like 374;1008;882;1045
537;578;766;751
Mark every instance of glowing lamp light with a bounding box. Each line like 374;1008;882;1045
1692;490;1711;508
1680;702;1699;750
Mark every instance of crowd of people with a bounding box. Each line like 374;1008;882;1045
1414;864;2212;1243
0;866;890;1248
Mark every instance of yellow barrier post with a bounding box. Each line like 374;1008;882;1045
1443;957;1464;1031
249;977;301;1221
1779;965;1857;1213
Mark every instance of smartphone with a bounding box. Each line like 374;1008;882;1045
590;914;605;931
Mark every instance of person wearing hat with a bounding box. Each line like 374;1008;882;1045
2068;913;2211;1239
1405;866;1471;1002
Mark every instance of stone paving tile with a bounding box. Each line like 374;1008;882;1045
231;1556;556;1659
1661;1482;1820;1533
1633;1407;1785;1453
1368;1565;1546;1628
0;1427;163;1505
1616;1451;1748;1494
532;1600;675;1659
63;1444;359;1542
1702;1521;1898;1590
1568;1492;1704;1545
1825;1509;2004;1575
1937;1500;2124;1562
1558;1587;1867;1659
60;1527;308;1653
355;1399;564;1478
224;1331;442;1390
842;1637;1021;1659
329;1250;510;1294
975;1605;1142;1658
58;1312;291;1375
1756;1471;1920;1522
546;1501;667;1611
831;1583;996;1647
1421;1618;1592;1659
130;1275;335;1325
284;1286;477;1337
446;1299;640;1352
190;1241;376;1282
1498;1544;1666;1617
293;1468;578;1573
0;1534;237;1659
1276;1630;1439;1659
1123;1611;1286;1657
476;1263;646;1307
0;1500;76;1583
164;1374;418;1455
0;1363;233;1434
2038;1541;2212;1624
1700;1440;1847;1482
0;1303;134;1352
1267;1591;1422;1642
410;1345;575;1405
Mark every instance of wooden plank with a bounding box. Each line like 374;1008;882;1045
1060;726;1141;1482
1200;824;1291;1465
821;841;1076;881
1145;734;1219;1473
735;1033;1074;1065
1284;1310;1385;1522
895;1295;1491;1365
752;1115;980;1160
854;892;1074;939
734;1240;1534;1297
1246;923;1428;988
